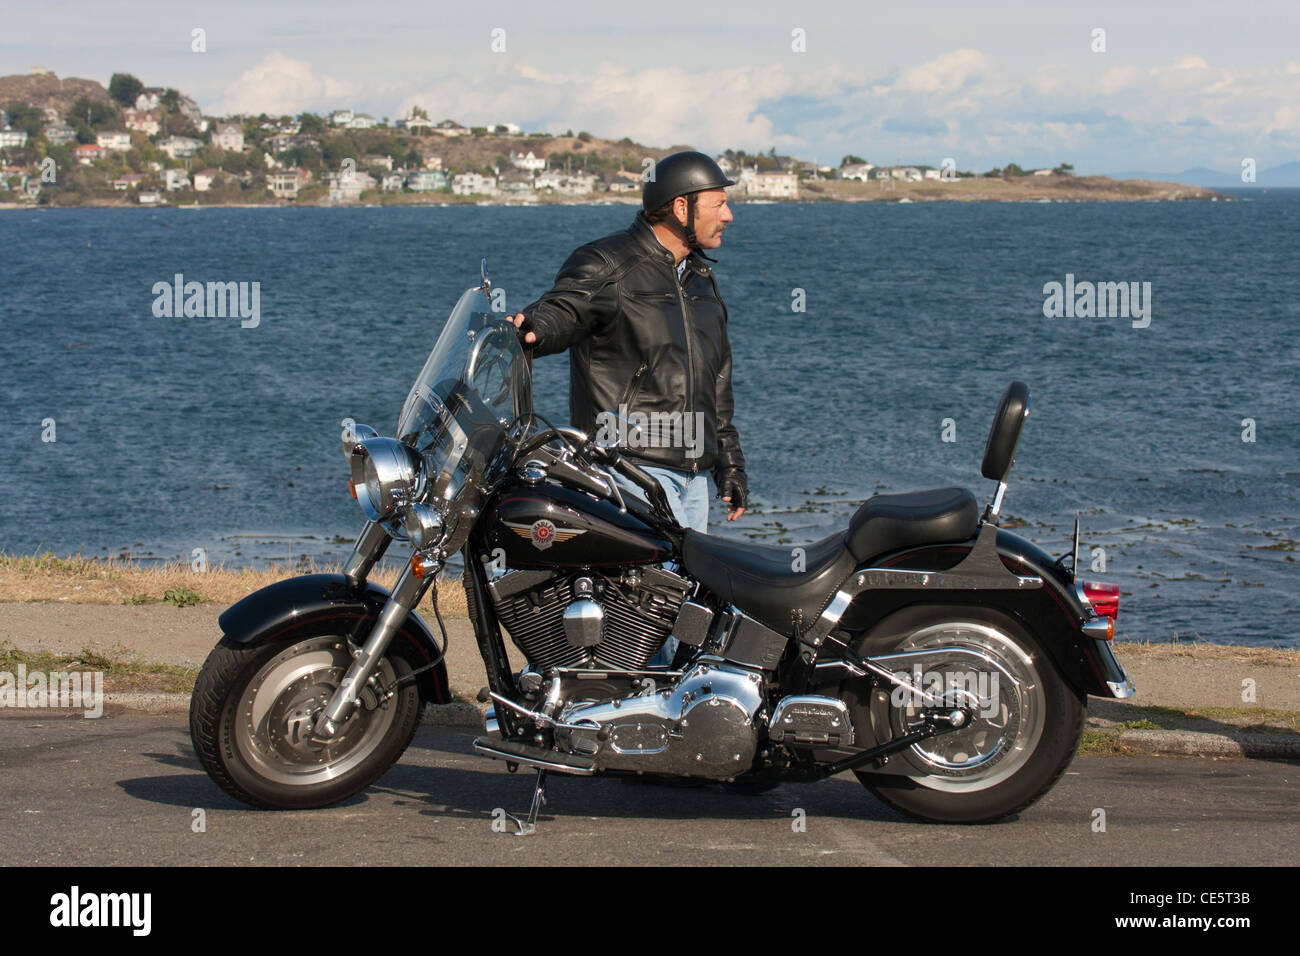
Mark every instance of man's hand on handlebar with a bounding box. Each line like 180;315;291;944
507;313;537;346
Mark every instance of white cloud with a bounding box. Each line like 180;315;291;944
211;53;357;116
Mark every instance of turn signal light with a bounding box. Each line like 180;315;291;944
349;479;357;500
1081;580;1120;619
411;553;429;579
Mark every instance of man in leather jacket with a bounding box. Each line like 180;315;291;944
509;151;749;532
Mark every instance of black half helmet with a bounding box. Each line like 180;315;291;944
642;150;736;212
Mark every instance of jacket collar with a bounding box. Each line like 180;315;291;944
629;213;713;276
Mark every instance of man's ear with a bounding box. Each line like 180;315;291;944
672;194;690;226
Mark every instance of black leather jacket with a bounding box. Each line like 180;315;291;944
520;213;746;482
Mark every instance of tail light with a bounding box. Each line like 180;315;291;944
1081;580;1120;619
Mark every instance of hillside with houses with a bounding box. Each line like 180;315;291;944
0;69;1218;208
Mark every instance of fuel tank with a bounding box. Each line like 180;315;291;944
485;479;673;569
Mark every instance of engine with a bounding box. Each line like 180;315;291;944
488;564;693;672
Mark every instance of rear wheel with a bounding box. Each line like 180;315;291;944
841;606;1084;824
190;630;423;810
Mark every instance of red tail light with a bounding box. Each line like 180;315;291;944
1081;580;1120;618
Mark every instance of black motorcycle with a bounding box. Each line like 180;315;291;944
190;264;1134;830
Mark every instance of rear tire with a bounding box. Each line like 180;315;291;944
190;629;423;810
842;606;1084;824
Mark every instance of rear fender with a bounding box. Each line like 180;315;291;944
833;529;1126;698
216;573;451;705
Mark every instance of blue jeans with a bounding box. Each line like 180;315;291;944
611;464;709;667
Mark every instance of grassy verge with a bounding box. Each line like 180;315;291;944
0;550;468;616
0;640;199;695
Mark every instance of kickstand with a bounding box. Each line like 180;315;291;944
504;768;548;836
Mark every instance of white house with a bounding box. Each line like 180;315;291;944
510;150;546;171
380;170;406;191
0;129;29;148
407;169;447;192
534;169;564;191
348;114;376;129
363;153;393;171
96;130;132;152
555;172;598;195
839;162;876;182
124;109;161;135
158;136;202;159
330;109;354;126
1032;168;1053;176
134;89;164;111
193;169;221;192
268;168;310;199
73;143;104;164
138;189;162;204
328;169;375;202
736;166;798;199
163;168;190;191
451;172;496;195
433;119;470;137
44;123;75;145
210;122;244;151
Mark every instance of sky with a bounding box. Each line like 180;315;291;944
5;0;1298;175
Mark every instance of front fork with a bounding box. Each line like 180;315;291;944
313;521;438;741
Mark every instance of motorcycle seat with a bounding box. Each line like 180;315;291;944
681;529;857;637
845;487;980;563
681;487;980;637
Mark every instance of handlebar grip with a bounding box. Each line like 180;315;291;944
610;455;678;528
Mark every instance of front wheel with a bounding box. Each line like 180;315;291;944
841;606;1084;824
190;630;423;810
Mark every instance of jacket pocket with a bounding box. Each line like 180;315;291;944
618;363;649;410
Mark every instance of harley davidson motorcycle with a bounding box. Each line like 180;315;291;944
190;263;1135;831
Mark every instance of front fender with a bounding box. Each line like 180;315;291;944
217;573;451;705
837;530;1130;699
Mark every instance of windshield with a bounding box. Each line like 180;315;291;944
397;284;532;511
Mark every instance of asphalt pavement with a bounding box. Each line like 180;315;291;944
3;711;1297;866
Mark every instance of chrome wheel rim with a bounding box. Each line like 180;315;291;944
886;622;1046;793
234;636;399;787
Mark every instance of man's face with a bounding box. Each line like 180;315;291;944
676;188;733;248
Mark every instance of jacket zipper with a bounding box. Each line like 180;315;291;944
674;262;698;473
619;363;648;409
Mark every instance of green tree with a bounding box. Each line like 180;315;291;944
69;97;117;129
298;112;327;136
108;73;144;108
1003;162;1025;177
1053;162;1074;175
577;130;592;142
4;102;44;138
840;154;867;167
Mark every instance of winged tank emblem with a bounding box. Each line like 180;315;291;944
504;519;584;551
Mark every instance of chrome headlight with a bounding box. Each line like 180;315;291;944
342;422;379;462
349;437;424;521
402;503;446;551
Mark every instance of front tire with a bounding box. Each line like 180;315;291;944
190;630;423;810
841;606;1084;824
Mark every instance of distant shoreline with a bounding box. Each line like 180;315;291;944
0;175;1230;211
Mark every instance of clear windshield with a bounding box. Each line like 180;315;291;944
397;285;532;510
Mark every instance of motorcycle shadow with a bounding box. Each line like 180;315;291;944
380;729;910;825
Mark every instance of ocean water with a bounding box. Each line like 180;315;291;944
2;191;1296;646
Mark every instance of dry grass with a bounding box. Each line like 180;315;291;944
0;550;468;616
1112;637;1299;668
0;639;198;694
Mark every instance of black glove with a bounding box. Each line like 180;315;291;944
516;314;536;348
716;468;748;510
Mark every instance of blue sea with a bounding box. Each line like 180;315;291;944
2;191;1296;646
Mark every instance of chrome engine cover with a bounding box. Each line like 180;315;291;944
554;660;765;779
